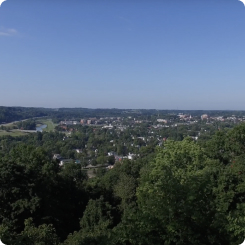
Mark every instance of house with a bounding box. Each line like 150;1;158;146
157;119;168;123
76;149;83;153
53;154;62;160
108;151;117;156
80;119;87;124
128;153;136;160
59;159;73;166
115;156;123;162
102;124;113;129
201;114;209;120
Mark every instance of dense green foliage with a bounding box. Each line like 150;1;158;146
0;107;47;123
2;110;245;244
16;119;36;130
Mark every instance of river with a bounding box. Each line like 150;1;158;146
36;124;47;132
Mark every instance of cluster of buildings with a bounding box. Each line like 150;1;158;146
60;117;122;126
59;120;79;125
80;118;97;125
53;152;81;166
108;151;137;161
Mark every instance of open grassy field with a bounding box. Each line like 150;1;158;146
0;122;15;127
0;130;31;137
0;118;57;136
36;119;58;132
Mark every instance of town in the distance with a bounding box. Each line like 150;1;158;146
0;107;243;176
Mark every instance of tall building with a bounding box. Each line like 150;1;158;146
201;114;208;120
80;119;87;124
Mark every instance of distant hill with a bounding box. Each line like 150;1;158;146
1;106;245;123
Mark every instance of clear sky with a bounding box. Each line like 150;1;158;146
0;0;245;109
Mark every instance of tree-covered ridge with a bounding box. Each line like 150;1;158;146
1;124;245;244
1;106;245;124
0;107;46;123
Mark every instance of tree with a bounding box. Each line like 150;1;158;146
113;173;136;212
108;155;115;165
63;197;113;245
0;218;59;245
20;218;60;245
0;160;40;235
136;138;232;244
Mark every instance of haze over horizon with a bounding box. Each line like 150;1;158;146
1;0;245;110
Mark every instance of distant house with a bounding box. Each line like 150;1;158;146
60;120;78;125
115;156;123;162
157;119;168;123
76;149;83;153
53;154;62;160
201;114;209;120
191;136;198;141
80;119;87;124
128;153;136;160
102;124;113;129
108;151;117;156
59;159;73;166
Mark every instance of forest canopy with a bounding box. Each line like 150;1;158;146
1;120;245;244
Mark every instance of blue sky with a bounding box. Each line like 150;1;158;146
0;0;245;109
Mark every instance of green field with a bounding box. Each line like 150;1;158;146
36;119;58;132
0;130;31;137
0;118;57;137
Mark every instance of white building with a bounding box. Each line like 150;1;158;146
76;149;83;153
